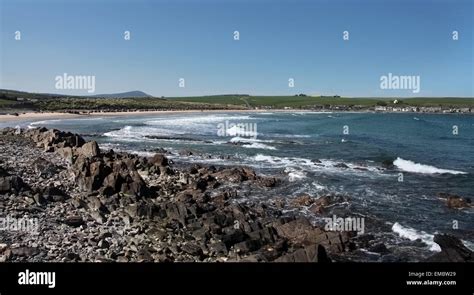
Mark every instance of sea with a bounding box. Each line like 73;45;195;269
3;111;473;261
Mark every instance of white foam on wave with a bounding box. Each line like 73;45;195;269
229;137;276;150
394;157;467;175
312;181;328;191
253;154;334;170
392;222;441;252
241;143;276;150
145;115;252;126
290;111;333;115
29;119;63;126
251;154;382;175
285;167;307;182
229;137;274;143
139;114;258;137
29;117;104;127
103;125;186;139
273;134;311;138
103;126;135;138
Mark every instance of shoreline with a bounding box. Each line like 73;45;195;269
0;109;291;123
0;126;354;262
1;108;472;123
0;127;470;263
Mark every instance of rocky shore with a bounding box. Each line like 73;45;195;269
0;127;471;262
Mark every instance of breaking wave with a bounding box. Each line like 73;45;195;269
394;157;467;175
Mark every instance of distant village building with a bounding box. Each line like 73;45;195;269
16;97;25;101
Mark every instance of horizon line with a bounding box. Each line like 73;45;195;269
1;89;473;99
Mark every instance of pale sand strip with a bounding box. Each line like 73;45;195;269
0;109;295;123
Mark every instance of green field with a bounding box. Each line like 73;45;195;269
170;95;474;108
33;97;245;111
0;89;473;112
0;99;16;107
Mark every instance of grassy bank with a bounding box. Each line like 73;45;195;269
0;89;473;112
170;95;474;108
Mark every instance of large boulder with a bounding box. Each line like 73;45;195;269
56;147;74;163
426;234;473;262
274;218;353;253
274;244;330;262
212;167;278;187
78;141;100;158
149;154;169;167
32;157;59;178
213;167;256;183
0;175;26;193
24;128;85;150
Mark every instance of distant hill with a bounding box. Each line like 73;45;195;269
93;91;152;98
0;89;152;99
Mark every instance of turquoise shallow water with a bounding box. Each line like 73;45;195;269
3;111;473;260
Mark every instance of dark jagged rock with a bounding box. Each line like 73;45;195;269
63;216;85;227
149;154;169;167
33;157;60;178
0;127;362;262
212;167;279;187
0;175;26;193
78;141;100;158
274;218;354;253
334;163;349;169
426;234;473;262
275;244;330;262
381;159;395;169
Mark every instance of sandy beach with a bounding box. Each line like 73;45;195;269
0;109;312;123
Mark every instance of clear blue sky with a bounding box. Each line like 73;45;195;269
0;0;472;97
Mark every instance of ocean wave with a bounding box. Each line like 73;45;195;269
103;125;186;139
29;119;63;126
311;181;328;191
285;167;307;182
241;143;276;150
29;117;106;127
391;222;441;252
393;157;467;175
291;111;333;115
229;137;274;143
252;154;381;175
144;115;253;126
228;137;276;150
272;134;311;138
226;125;257;137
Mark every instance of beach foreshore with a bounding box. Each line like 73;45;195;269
0;126;469;262
0;126;354;262
1;107;472;124
0;109;309;123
